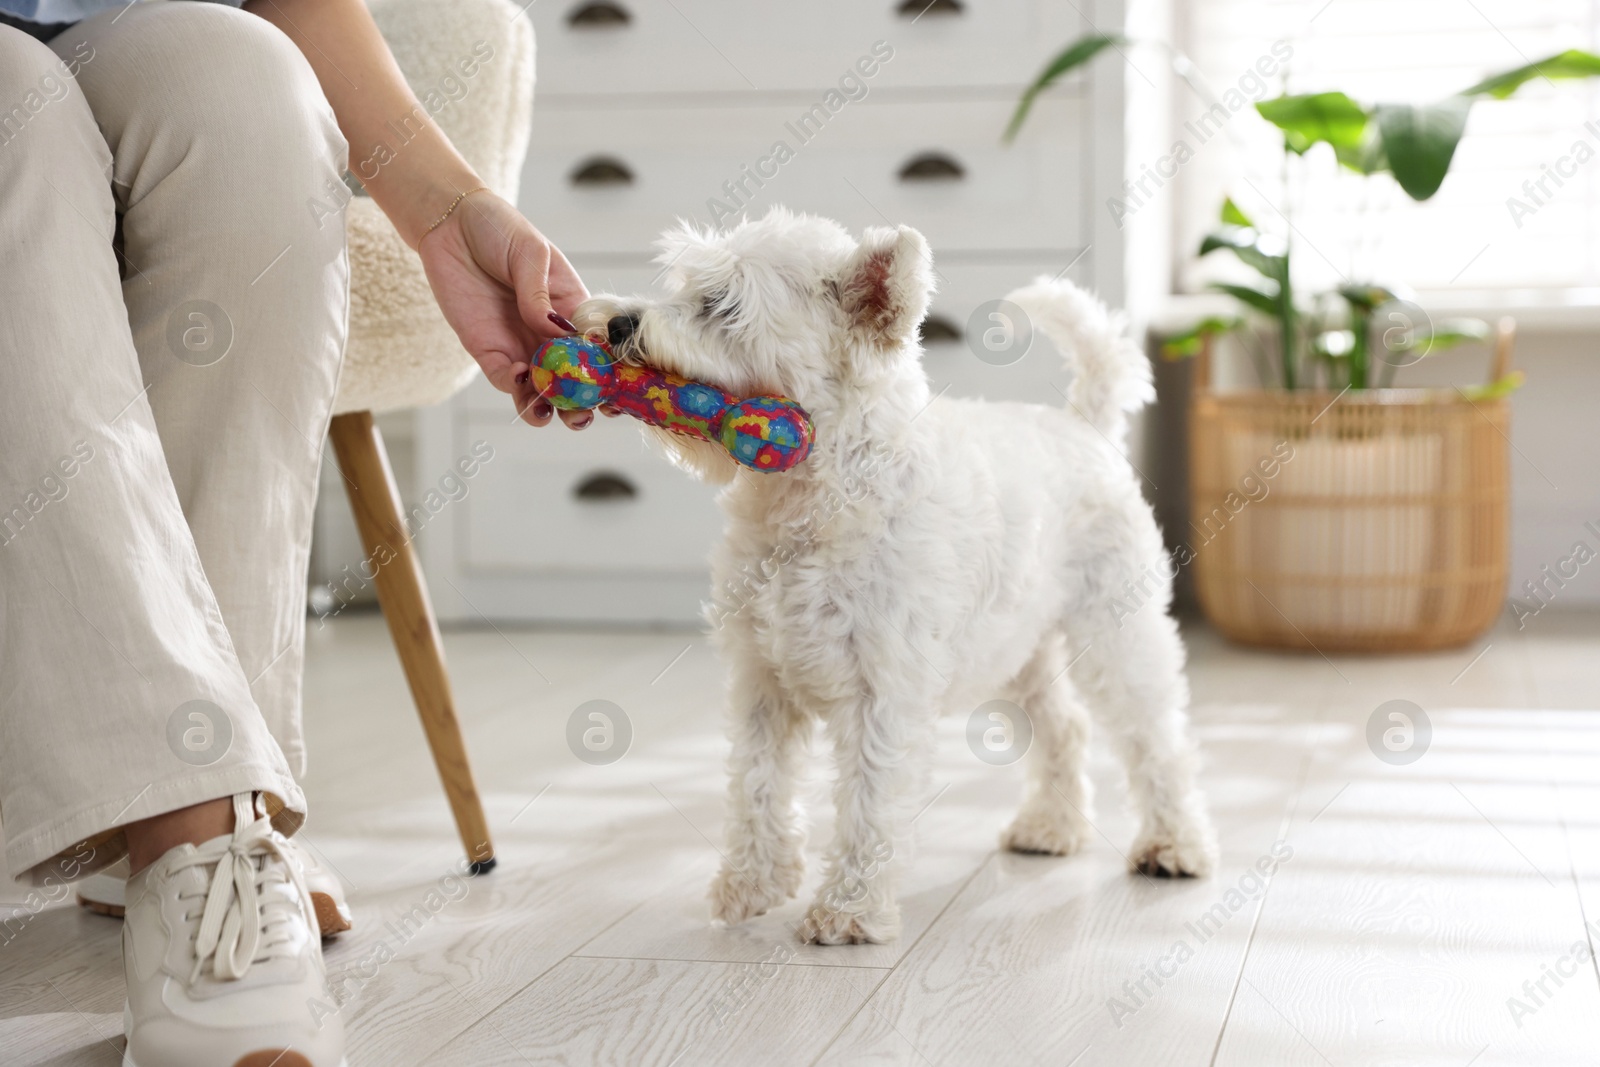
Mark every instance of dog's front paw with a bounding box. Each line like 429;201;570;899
1001;801;1091;857
1129;816;1218;878
796;900;900;945
709;857;803;927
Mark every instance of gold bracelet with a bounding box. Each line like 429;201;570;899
424;185;491;236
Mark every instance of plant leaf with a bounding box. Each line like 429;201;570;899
1005;34;1127;141
1336;283;1400;311
1200;229;1286;281
1255;92;1369;154
1390;316;1492;354
1161;315;1242;359
1459;370;1526;401
1462;49;1600;100
1374;98;1472;200
1209;282;1280;317
1220;197;1254;227
1334;123;1388;175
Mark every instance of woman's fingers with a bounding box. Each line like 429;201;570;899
511;369;552;426
516;399;593;430
510;371;592;430
419;189;595;422
506;230;562;341
547;245;590;322
519;397;554;427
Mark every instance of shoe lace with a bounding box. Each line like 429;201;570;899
170;794;315;983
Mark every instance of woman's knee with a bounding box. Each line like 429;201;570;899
65;2;348;190
0;26;96;150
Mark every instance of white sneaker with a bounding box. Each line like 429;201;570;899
121;793;348;1067
84;838;352;937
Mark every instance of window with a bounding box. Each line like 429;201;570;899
1173;0;1600;294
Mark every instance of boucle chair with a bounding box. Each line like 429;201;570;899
326;0;534;875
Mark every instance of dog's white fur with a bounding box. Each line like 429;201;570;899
577;208;1218;945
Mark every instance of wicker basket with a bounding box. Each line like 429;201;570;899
1187;327;1512;653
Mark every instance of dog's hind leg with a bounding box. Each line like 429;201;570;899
1000;631;1095;857
709;661;811;927
1067;607;1218;878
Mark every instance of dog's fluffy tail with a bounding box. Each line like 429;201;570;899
1005;276;1153;443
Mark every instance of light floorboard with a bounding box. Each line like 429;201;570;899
1;610;1597;1066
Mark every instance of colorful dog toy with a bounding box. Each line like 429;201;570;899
530;334;814;473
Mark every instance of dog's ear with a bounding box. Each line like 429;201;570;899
835;226;934;351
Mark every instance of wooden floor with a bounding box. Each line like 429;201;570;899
5;609;1600;1066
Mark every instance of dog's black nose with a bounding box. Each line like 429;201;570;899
607;313;640;346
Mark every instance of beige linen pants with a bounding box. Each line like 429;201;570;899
0;2;349;883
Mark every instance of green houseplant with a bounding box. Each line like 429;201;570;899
1006;40;1599;651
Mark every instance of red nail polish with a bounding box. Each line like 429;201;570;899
548;312;577;332
515;370;530;386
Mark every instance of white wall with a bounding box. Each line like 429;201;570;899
1450;326;1600;610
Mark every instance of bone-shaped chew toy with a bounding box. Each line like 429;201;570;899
530;333;814;473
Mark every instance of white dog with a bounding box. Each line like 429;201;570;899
576;207;1218;945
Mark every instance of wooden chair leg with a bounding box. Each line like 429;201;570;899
328;410;496;874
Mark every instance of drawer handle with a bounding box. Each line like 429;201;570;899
896;0;962;14
570;157;634;186
898;152;965;182
574;471;638;501
567;1;631;27
918;315;962;345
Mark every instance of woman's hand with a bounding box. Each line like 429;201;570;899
240;1;595;427
242;0;595;425
417;190;592;428
240;0;600;426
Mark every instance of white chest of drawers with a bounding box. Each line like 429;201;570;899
415;0;1130;625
